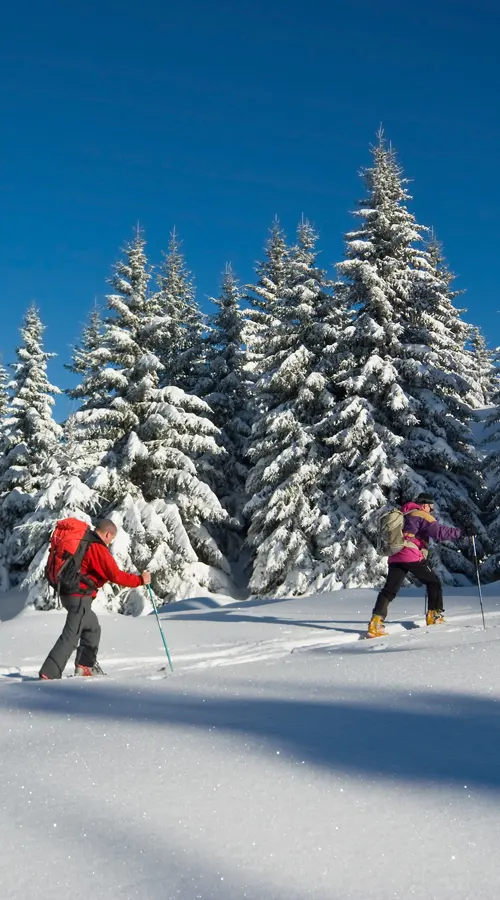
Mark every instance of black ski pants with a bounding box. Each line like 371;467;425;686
39;594;101;679
373;561;443;620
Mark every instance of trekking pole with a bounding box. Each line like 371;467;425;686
146;583;174;671
471;535;486;631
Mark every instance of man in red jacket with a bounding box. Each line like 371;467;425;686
39;519;151;680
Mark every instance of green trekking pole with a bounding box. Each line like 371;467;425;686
471;535;486;631
146;583;174;671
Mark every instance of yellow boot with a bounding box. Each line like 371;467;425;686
426;609;446;626
367;615;387;638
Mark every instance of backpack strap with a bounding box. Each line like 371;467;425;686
58;528;99;596
75;529;100;592
402;532;422;552
403;510;431;557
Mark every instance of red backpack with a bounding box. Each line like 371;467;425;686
46;518;96;596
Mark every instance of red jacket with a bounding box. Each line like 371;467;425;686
77;536;143;597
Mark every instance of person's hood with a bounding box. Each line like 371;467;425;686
401;502;423;514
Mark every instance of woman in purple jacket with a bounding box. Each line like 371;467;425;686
367;493;462;638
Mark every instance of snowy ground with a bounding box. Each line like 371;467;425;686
1;585;500;900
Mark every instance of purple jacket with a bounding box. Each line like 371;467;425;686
389;502;461;564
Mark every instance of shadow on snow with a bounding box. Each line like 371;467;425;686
3;682;500;792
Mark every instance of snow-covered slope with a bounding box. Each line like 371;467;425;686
1;585;500;899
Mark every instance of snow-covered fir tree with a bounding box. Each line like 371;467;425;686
71;230;153;463
415;241;485;410
243;219;290;390
401;238;486;578
151;229;206;394
0;358;8;409
316;135;482;589
63;305;114;473
197;265;253;526
73;231;232;605
480;445;500;580
65;306;110;410
245;220;348;596
469;325;497;407
0;360;10;589
17;416;101;609
479;370;500;580
0;358;9;454
0;306;62;587
1;307;61;492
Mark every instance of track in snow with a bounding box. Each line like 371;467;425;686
2;610;500;682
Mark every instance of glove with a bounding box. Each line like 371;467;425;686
462;527;477;538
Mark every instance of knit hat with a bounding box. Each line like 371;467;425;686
415;492;434;506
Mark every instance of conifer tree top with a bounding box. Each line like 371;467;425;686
246;219;289;313
1;305;62;494
9;305;61;428
0;358;8;417
157;228;197;310
108;228;151;317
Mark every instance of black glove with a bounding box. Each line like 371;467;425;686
462;526;477;538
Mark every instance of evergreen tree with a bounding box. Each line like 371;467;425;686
0;358;8;412
66;306;109;410
315;137;422;588
316;135;481;589
151;229;206;393
0;361;10;589
243;219;290;388
75;231;232;603
245;220;347;596
480;437;500;581
73;230;152;458
402;238;486;577
1;306;61;491
414;241;485;410
0;359;9;456
197;265;253;523
63;305;113;472
479;375;500;580
0;307;62;586
469;325;497;406
19;416;100;609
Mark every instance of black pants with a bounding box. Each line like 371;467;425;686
39;594;101;679
373;561;443;620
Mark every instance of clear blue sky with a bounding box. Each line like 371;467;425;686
1;0;499;414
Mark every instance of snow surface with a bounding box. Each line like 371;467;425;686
2;585;500;899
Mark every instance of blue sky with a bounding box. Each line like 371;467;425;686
1;0;499;414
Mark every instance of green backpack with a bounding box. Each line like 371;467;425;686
377;507;406;556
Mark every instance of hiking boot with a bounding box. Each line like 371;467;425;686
74;662;106;677
426;609;446;626
367;615;387;638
